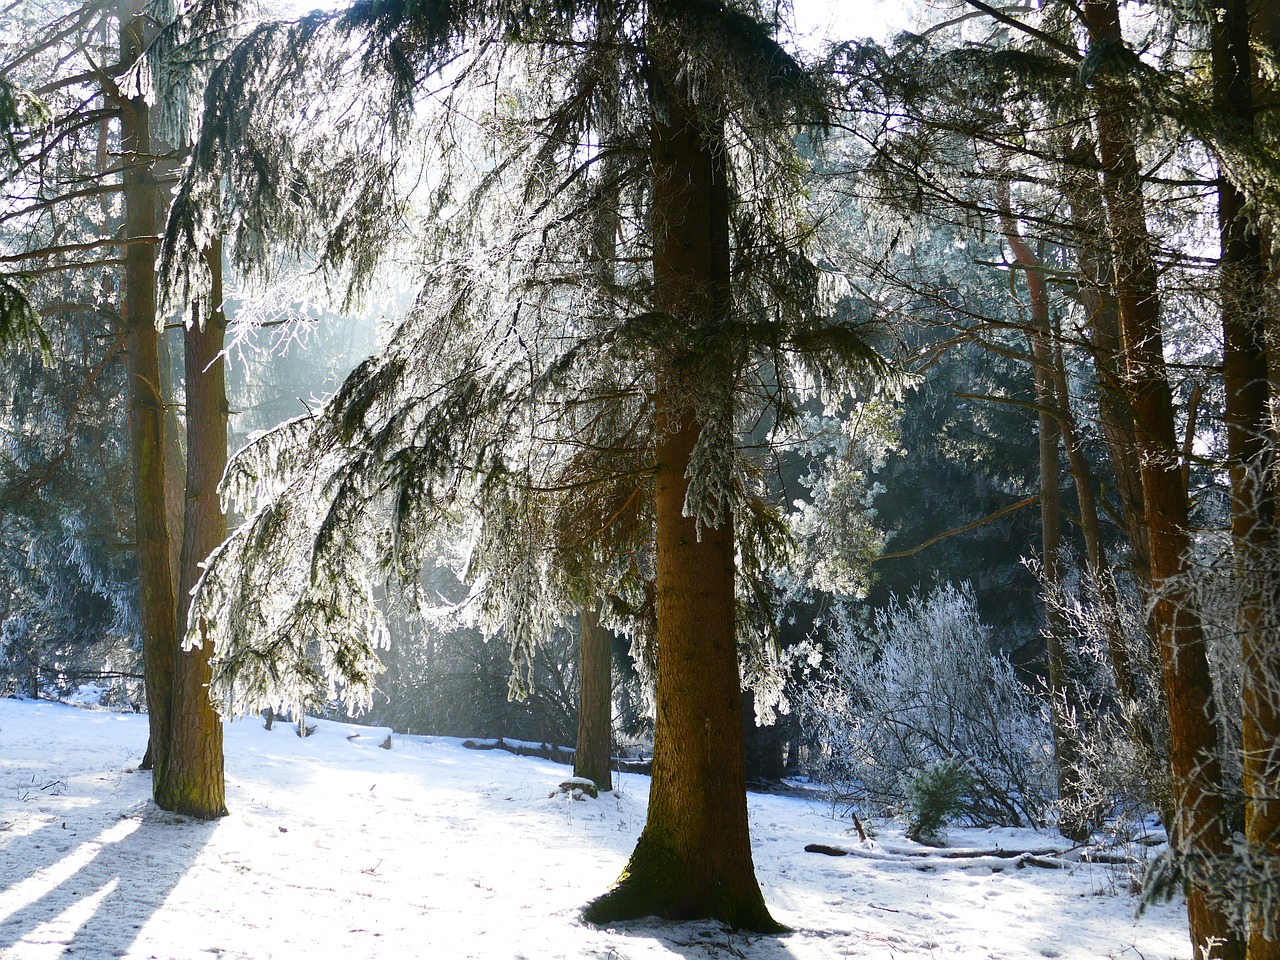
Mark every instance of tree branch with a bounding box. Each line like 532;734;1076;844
878;495;1040;560
1;234;160;264
960;0;1082;61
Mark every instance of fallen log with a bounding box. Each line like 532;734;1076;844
804;843;849;857
460;738;650;774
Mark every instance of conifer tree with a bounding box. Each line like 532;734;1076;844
1;0;240;818
165;0;879;927
827;0;1280;953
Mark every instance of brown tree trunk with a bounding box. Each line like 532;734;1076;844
1049;331;1138;703
153;133;187;615
160;328;185;596
1063;139;1152;595
574;605;613;794
120;0;177;786
1084;4;1243;956
573;9;619;798
156;239;228;819
998;185;1088;841
582;40;778;931
1062;139;1171;821
742;692;787;781
1214;3;1280;954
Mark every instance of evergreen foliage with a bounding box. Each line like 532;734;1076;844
0;317;140;701
157;0;894;927
817;4;1280;953
164;0;883;722
13;0;1280;947
903;756;976;847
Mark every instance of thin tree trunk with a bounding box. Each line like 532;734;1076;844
1063;139;1152;595
120;0;177;787
1213;3;1280;954
156;239;228;819
583;40;778;930
998;185;1088;841
573;11;618;797
160;328;185;598
1062;139;1171;821
1048;330;1137;701
150;129;187;616
1084;4;1243;956
574;605;613;793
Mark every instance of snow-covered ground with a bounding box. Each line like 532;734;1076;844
0;697;1190;960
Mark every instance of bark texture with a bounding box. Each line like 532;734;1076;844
582;43;778;930
574;605;614;794
1062;141;1169;819
120;0;177;786
1214;3;1280;954
156;240;228;819
1084;3;1243;955
1063;139;1151;595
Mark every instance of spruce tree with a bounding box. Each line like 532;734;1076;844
1;0;243;818
164;0;880;927
827;1;1280;952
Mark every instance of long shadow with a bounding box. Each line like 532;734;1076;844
0;804;216;958
0;812;113;899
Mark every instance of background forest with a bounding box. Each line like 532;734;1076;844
2;0;1278;955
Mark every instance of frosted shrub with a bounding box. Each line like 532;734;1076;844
1044;565;1172;835
803;582;1055;828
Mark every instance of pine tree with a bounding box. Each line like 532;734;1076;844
827;1;1280;952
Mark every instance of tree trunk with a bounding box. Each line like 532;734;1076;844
120;0;177;786
1062;139;1152;594
160;317;185;598
582;41;778;931
1062;139;1170;820
998;185;1088;841
1063;140;1151;591
574;605;613;794
1084;4;1243;956
573;8;619;798
155;239;228;819
742;692;787;781
1049;330;1138;708
1213;3;1280;954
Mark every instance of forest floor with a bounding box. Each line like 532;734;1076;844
0;697;1190;960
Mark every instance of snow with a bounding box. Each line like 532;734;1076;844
0;698;1191;960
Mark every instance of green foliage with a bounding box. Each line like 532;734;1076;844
903;756;975;847
0;78;19;160
0;302;140;701
0;77;51;167
0;273;50;357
